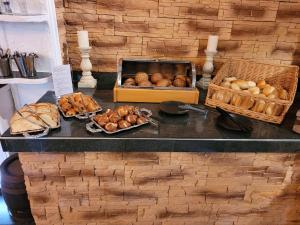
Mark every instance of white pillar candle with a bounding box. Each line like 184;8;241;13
206;35;219;52
77;30;90;48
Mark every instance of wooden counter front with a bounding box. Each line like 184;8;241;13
19;152;300;225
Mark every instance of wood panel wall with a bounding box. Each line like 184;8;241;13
57;0;300;72
19;152;300;225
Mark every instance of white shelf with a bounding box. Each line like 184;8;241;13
0;72;51;84
0;14;48;23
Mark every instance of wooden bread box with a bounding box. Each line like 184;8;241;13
113;58;199;104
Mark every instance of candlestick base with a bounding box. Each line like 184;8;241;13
78;47;97;88
197;50;217;90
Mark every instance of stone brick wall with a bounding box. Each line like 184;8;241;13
19;152;300;225
56;0;300;72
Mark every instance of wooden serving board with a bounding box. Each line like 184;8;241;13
113;83;199;104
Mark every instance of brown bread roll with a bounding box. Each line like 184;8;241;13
212;91;224;102
223;92;233;104
118;120;131;129
263;85;275;96
105;122;118;132
248;81;256;88
248;87;260;95
251;100;266;113
151;73;163;84
173;78;186;87
138;80;152;87
104;109;113;117
224;77;237;82
95;115;109;126
175;75;186;82
59;97;69;105
116;106;129;117
156;79;171;87
135;72;149;84
279;89;288;100
230;94;242;107
109;112;121;123
126;114;138;124
265;102;276;116
273;104;284;116
232;80;249;90
124;78;136;86
220;81;231;88
124;105;135;114
230;83;241;91
240;96;255;110
257;80;266;89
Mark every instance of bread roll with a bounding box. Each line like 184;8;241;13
109;112;121;123
220;81;231;88
175;75;186;82
212;91;225;102
105;122;118;132
257;80;266;89
116;106;129;117
223;92;233;104
241;96;255;110
248;81;256;88
138;80;152;87
230;83;241;91
118;120;131;129
233;80;249;90
224;77;237;82
231;94;242;107
279;89;288;100
251;100;266;113
265;102;275;116
248;87;260;95
162;73;174;80
126;114;138;124
135;72;149;84
263;85;275;96
124;78;135;86
156;79;171;87
95;115;109;126
151;73;163;84
173;78;186;87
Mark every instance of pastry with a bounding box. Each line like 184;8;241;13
73;93;84;104
231;94;242;107
61;102;72;112
232;80;249;90
118;120;131;129
104;109;114;117
125;114;138;124
59;97;69;105
224;77;237;82
173;78;186;87
124;78;136;86
151;73;163;84
251;100;266;113
135;72;149;84
86;102;98;112
105;122;118;132
248;81;256;88
109;112;121;123
279;89;288;100
248;87;260;95
138;80;152;87
124;105;135;114
262;85;275;96
95;115;109;126
175;75;186;82
137;116;148;125
156;79;171;87
240;96;255;110
220;81;231;88
230;83;241;91
257;80;266;89
116;106;129;117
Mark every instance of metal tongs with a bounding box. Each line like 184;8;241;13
178;104;208;116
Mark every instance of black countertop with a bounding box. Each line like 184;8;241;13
1;89;300;152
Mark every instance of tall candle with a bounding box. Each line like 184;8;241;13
206;35;218;52
77;30;90;48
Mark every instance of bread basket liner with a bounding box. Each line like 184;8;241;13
86;108;158;134
10;107;61;138
57;92;102;119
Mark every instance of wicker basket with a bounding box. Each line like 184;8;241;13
205;60;299;124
